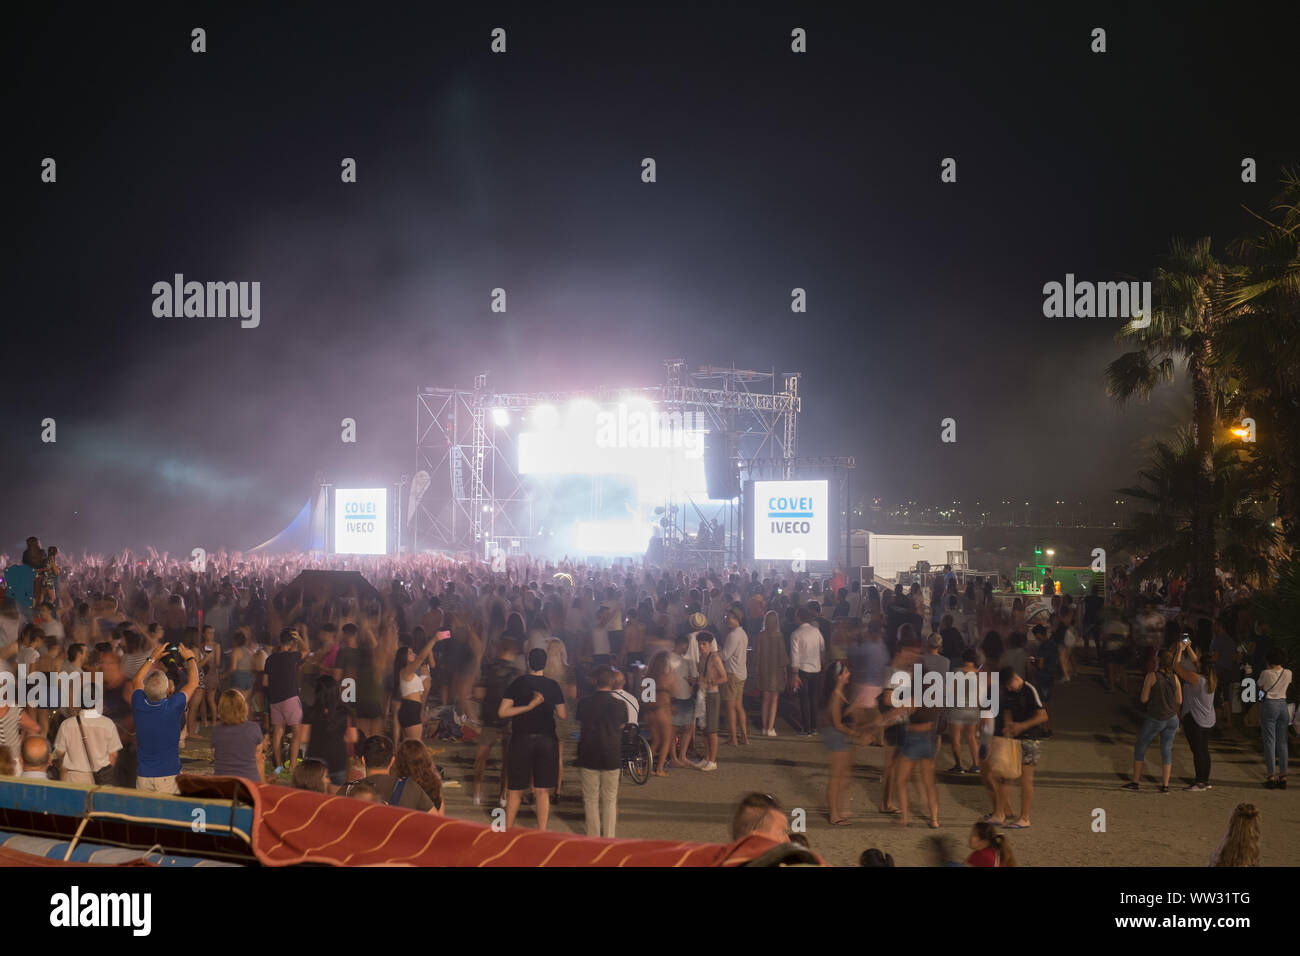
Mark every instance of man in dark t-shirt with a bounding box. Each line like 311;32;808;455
575;666;627;838
500;648;566;831
983;667;1047;829
265;627;307;773
473;637;521;806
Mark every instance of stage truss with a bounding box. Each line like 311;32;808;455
413;362;802;564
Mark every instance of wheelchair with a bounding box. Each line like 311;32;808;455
621;722;654;785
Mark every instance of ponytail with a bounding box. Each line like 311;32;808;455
993;833;1018;867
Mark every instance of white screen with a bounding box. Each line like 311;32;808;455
751;479;829;561
334;488;387;555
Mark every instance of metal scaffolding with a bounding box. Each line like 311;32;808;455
413;363;802;562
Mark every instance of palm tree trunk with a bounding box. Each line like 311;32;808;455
1188;340;1218;611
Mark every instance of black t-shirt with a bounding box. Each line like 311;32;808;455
505;674;564;737
575;691;626;771
1083;594;1104;626
303;702;353;773
480;656;519;729
363;772;437;812
265;650;302;703
335;645;359;678
993;681;1045;739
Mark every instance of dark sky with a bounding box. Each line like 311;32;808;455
5;1;1296;554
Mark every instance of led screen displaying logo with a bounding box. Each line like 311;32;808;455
750;479;829;561
334;488;387;555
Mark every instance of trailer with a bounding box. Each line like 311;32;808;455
864;533;965;582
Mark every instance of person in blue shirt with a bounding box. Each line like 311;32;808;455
130;639;199;794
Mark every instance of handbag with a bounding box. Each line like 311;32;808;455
987;735;1023;780
77;714;116;785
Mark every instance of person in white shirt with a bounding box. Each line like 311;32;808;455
34;603;65;641
53;707;123;784
667;634;698;766
611;669;639;725
721;608;750;746
790;608;825;735
846;582;864;621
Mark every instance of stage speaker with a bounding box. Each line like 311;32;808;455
276;570;383;608
704;432;739;500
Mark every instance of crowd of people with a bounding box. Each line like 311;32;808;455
0;536;1292;866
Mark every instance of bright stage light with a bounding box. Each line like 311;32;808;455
533;404;559;428
575;520;655;556
491;408;510;427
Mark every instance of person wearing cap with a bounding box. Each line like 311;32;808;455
921;631;951;686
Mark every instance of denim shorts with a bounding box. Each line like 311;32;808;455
821;726;849;753
899;729;935;760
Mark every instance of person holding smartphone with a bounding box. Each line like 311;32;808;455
1172;638;1216;790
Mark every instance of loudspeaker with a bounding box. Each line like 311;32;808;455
704;432;739;500
277;570;383;608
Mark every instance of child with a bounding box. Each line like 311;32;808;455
966;820;1016;867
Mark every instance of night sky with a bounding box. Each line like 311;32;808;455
5;1;1296;553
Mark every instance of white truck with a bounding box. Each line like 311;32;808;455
864;533;965;583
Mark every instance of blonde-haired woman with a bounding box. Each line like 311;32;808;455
211;689;266;783
1210;803;1261;866
755;611;789;737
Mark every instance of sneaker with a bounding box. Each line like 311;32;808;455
965;766;981;774
946;764;964;774
1159;785;1170;793
1185;783;1209;792
700;761;718;772
1121;782;1139;791
766;729;777;737
274;765;285;776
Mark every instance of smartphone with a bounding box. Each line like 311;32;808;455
1181;636;1191;644
436;630;451;641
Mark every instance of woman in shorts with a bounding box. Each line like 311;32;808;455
393;640;435;742
695;631;725;771
645;650;676;776
820;661;854;825
946;648;982;773
895;701;940;829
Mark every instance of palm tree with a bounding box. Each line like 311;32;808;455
1113;429;1277;587
1105;238;1227;611
1218;169;1300;551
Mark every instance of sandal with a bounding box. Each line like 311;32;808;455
830;818;851;826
